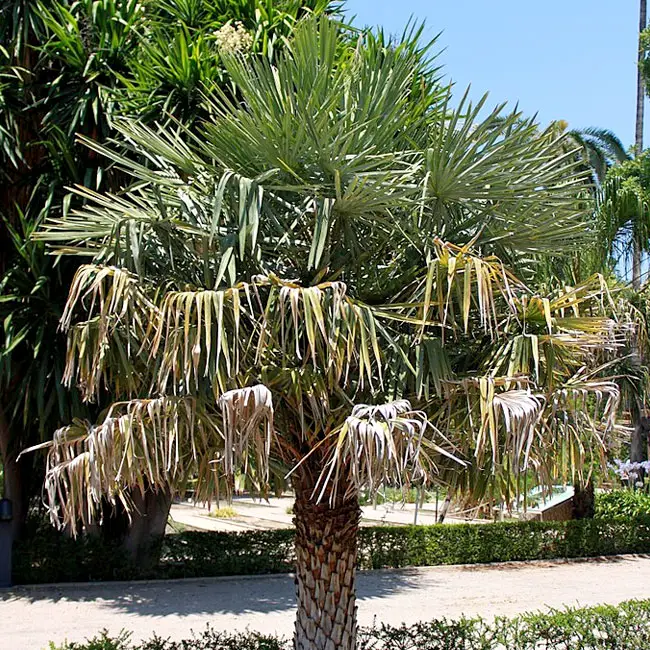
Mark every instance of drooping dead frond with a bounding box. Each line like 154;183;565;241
218;385;274;487
475;379;544;470
152;281;260;393
532;374;621;486
61;265;156;399
548;373;620;440
27;397;216;534
261;275;384;389
60;264;155;333
439;377;544;474
403;239;525;341
308;399;459;505
151;274;388;393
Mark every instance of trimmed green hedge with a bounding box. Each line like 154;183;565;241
49;599;650;649
14;515;650;584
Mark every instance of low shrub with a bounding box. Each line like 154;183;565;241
357;517;650;569
50;629;286;650
48;600;650;650
359;487;439;506
208;506;238;519
595;489;650;520
13;524;134;584
14;516;650;584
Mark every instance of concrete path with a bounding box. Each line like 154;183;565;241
170;496;473;533
3;555;650;650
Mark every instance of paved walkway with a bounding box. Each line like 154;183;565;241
170;496;474;533
3;555;650;649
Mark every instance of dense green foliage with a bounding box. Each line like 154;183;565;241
0;0;338;541
14;516;650;584
48;599;650;650
595;489;650;520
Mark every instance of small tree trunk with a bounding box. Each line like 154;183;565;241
293;487;361;650
121;486;173;570
572;480;595;519
437;495;452;523
631;415;649;463
0;405;31;541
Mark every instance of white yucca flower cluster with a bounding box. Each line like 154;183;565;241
215;21;253;54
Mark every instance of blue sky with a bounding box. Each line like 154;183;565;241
344;1;645;150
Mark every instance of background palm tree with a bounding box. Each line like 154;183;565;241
30;18;628;649
566;126;630;185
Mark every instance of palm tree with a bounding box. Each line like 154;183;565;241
31;19;625;649
566;126;630;185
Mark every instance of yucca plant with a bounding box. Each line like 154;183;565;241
32;17;629;650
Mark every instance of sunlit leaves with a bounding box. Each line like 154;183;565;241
26;396;214;534
26;15;634;528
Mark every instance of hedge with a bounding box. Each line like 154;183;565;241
49;599;650;649
14;515;650;584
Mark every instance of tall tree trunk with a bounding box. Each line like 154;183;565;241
632;0;648;460
637;0;647;158
634;0;646;290
633;239;642;290
293;483;361;650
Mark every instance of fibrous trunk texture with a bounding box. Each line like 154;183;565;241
293;488;361;650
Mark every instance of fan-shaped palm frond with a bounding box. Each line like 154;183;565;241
23;396;218;533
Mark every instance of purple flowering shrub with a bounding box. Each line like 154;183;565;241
610;458;650;489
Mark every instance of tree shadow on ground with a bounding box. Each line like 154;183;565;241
3;567;425;617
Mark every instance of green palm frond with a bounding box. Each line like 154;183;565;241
420;92;592;258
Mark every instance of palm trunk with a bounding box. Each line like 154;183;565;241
293;485;361;650
634;0;646;288
633;239;642;290
637;0;647;158
632;0;648;459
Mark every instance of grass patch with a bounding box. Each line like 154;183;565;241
208;506;238;519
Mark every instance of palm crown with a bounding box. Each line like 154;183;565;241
33;17;625;650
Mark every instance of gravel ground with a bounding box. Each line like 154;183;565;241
2;555;650;650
